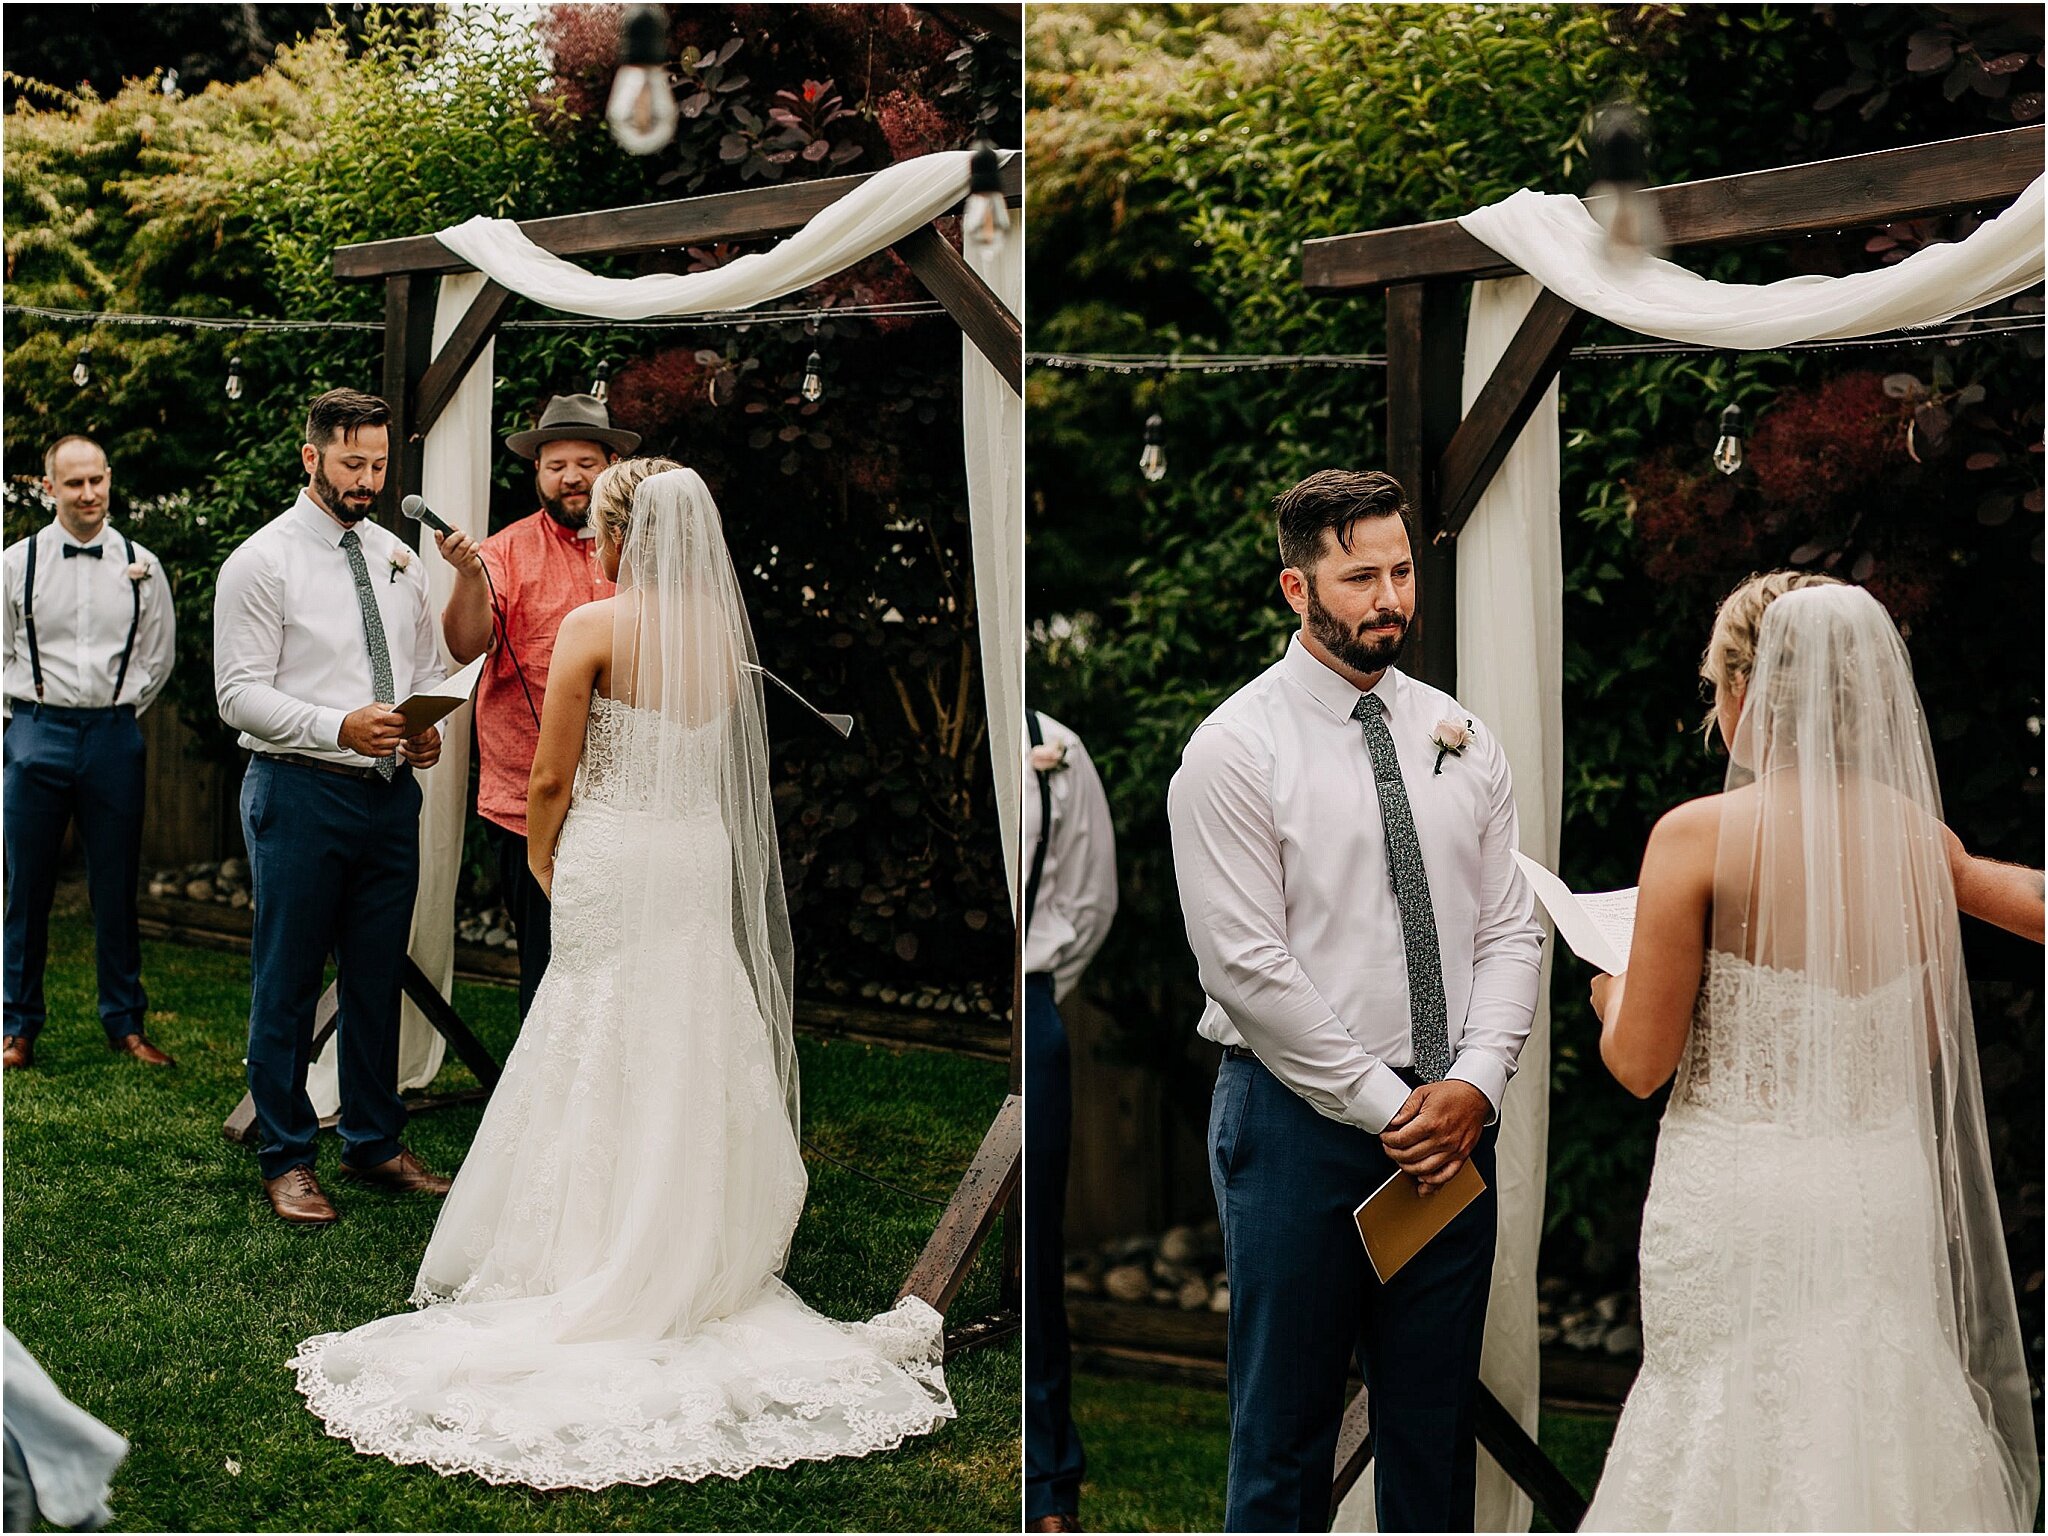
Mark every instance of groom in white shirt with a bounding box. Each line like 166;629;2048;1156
214;388;453;1225
1168;469;1542;1532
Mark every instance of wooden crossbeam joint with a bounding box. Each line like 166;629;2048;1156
1433;290;1588;544
1327;1383;1590;1532
413;280;514;442
898;1091;1021;1315
893;225;1023;396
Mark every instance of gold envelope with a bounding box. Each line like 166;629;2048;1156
1353;1158;1486;1283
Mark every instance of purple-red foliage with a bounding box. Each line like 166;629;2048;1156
876;88;954;160
1627;455;1762;586
1746;370;1907;518
608;346;721;441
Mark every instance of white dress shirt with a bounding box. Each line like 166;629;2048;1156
2;519;176;718
1168;635;1543;1133
1023;711;1118;1002
214;492;443;765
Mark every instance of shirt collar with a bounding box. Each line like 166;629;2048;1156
1282;632;1401;719
291;490;365;547
47;518;113;550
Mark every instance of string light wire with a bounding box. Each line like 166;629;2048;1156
3;299;949;332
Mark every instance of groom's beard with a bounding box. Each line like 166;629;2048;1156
1306;579;1408;673
312;464;376;525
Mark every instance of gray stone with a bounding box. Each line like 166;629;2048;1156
1103;1264;1149;1303
1063;1269;1101;1297
1208;1282;1231;1314
1563;1322;1606;1351
1159;1225;1200;1265
485;927;509;947
1176;1277;1209;1310
220;858;248;882
184;879;214;901
1149;1286;1176;1306
229;891;250;910
1603;1321;1643;1356
1593;1293;1622;1323
1537;1324;1560;1346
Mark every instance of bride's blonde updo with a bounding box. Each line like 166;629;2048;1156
589;456;683;546
1701;570;1845;717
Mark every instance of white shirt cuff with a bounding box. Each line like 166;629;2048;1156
319;706;350;752
1446;1053;1510;1125
1347;1060;1415;1135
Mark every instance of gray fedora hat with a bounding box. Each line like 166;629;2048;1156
506;393;642;459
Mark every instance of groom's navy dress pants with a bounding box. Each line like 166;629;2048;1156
3;705;148;1045
1212;1051;1497;1533
1025;972;1085;1521
242;756;418;1180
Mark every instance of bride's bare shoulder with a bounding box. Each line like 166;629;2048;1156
556;597;618;648
1646;791;1731;872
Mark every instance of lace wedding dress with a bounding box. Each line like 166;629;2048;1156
1583;953;2018;1530
1586;585;2035;1532
290;468;955;1490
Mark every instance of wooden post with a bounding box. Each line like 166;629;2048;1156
378;273;437;539
1383;280;1464;694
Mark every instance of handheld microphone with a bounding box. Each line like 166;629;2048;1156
400;494;456;536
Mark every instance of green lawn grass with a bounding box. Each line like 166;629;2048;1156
4;908;1019;1532
1069;1370;1616;1533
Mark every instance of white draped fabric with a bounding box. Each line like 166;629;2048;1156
309;273;497;1114
1341;173;2047;1534
1459;176;2045;346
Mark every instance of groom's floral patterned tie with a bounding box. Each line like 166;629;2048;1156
1353;692;1450;1082
339;529;398;782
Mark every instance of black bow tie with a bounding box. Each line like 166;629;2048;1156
62;544;102;559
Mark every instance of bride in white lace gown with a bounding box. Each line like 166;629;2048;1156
1584;574;2038;1531
290;461;954;1489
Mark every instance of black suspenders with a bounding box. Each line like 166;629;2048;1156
110;532;140;705
1025;709;1053;931
19;529;145;707
22;532;43;701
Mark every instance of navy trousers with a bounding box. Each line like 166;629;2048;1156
1025;972;1086;1521
1211;1053;1498;1533
2;705;147;1044
241;756;419;1180
486;818;551;1022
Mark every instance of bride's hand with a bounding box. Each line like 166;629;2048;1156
530;859;554;901
1590;971;1625;1025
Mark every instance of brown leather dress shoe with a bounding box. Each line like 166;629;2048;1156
339;1147;452;1196
1027;1516;1082;1533
3;1037;31;1070
264;1166;338;1225
110;1032;174;1067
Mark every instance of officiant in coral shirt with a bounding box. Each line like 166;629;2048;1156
439;394;639;1020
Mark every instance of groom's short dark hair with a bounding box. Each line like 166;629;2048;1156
305;388;392;449
1275;469;1413;571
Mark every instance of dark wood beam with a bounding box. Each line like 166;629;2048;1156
413;280;515;442
1476;1386;1590;1532
1434;290;1587;542
399;957;503;1091
378;273;437;535
899;1092;1020;1315
893;225;1023;395
1384;280;1465;693
1305;125;2043;293
335;153;1024;281
1331;1387;1374;1506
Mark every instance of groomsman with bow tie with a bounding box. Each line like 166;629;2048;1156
214;388;453;1226
3;435;177;1072
1169;469;1543;1532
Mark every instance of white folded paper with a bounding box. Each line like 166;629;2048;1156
1511;851;1637;975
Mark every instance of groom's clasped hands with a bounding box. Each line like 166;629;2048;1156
337;702;441;768
1380;1078;1490;1194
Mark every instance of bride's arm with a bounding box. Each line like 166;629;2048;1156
1594;796;1718;1098
525;604;608;900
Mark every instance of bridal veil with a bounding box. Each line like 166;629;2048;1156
1709;583;2036;1527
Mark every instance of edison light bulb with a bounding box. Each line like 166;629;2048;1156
801;351;824;404
1139;413;1167;483
1712;403;1744;476
606;7;678;156
225;356;243;401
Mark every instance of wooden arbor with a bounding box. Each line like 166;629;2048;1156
227;154;1025;1351
1300;124;2042;1529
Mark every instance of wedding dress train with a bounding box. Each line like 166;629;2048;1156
288;694;954;1489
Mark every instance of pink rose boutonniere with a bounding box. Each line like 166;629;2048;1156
1429;717;1473;775
388;548;414;584
126;557;153;584
1029;741;1069;774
